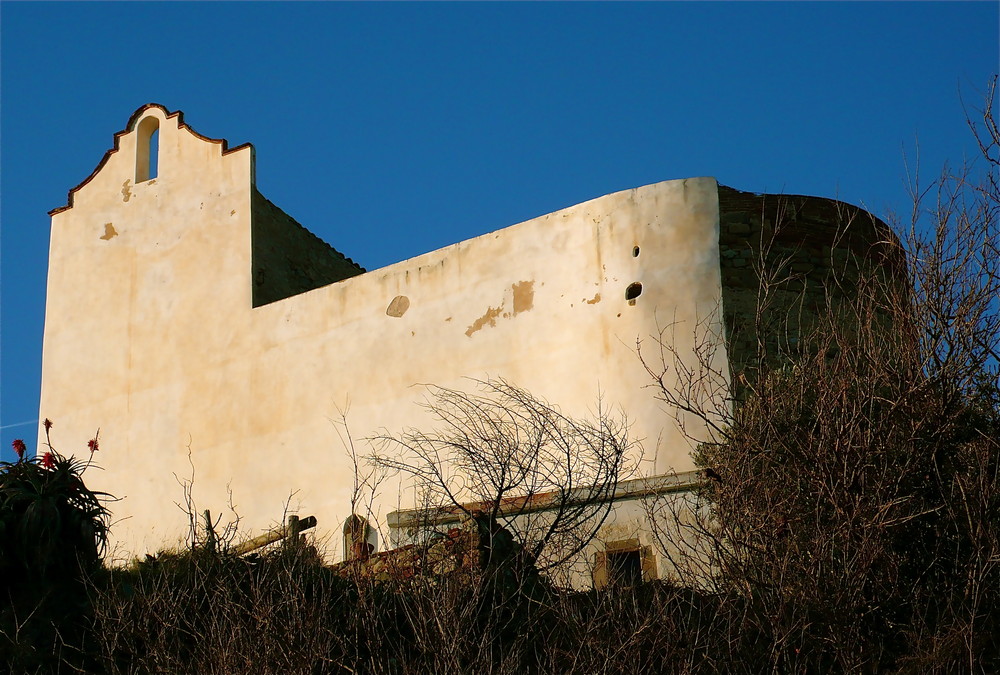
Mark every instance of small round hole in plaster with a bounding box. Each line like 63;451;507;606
625;282;643;304
632;246;640;257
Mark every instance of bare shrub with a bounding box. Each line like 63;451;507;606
372;379;636;575
645;78;1000;673
90;539;726;675
91;541;358;675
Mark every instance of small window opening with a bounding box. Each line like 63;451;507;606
607;549;643;586
148;128;159;179
135;116;160;182
625;282;643;304
594;540;656;589
632;246;640;257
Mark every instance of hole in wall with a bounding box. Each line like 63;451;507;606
607;549;643;586
632;246;640;257
148;128;159;179
135;116;160;182
625;282;642;304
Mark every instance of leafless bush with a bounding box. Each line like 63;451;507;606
644;78;999;673
90;537;729;675
372;379;636;574
91;541;356;675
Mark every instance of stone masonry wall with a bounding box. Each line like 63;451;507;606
251;188;365;307
717;185;902;390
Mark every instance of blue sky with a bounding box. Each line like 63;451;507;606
1;2;997;462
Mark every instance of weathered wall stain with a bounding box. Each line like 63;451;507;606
466;281;534;337
121;179;132;202
465;305;504;337
511;280;534;315
386;295;410;318
585;293;601;305
100;223;118;240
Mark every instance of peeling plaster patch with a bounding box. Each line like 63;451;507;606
230;210;236;216
585;293;601;304
100;223;118;241
465;280;535;337
511;280;534;315
465;305;504;337
121;180;132;202
386;295;410;318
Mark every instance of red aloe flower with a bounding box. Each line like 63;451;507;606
88;438;100;453
11;439;26;460
43;418;53;431
42;452;55;469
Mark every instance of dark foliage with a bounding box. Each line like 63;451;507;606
1;435;110;674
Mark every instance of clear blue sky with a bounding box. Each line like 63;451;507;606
1;2;997;461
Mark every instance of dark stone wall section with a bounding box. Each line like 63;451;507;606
251;189;365;307
717;185;902;388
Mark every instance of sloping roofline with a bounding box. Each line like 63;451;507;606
49;103;254;216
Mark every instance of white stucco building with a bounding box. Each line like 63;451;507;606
38;105;889;584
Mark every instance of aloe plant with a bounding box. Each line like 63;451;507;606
1;444;110;580
1;425;112;672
